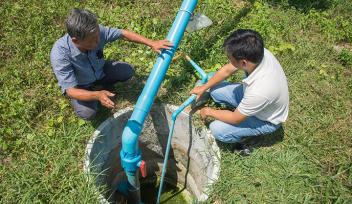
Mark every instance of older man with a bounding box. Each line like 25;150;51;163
51;8;172;120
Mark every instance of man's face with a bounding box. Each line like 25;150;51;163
73;26;100;51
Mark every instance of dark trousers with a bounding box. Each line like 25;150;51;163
71;61;134;120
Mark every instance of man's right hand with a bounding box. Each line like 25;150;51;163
96;90;115;108
190;85;207;100
66;87;116;109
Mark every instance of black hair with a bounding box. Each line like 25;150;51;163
223;29;264;64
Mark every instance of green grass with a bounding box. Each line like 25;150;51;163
1;0;351;203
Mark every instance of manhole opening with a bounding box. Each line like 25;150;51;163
140;177;189;204
85;104;220;203
104;145;194;203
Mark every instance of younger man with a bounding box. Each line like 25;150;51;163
191;29;289;151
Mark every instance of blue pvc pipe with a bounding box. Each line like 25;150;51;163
185;55;207;84
119;0;198;202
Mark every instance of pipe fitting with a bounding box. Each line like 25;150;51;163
120;149;141;175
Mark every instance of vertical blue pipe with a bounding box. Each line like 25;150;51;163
119;0;198;202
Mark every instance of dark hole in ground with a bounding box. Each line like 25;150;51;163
140;179;188;204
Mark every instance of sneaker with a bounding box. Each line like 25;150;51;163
232;143;252;156
191;91;210;109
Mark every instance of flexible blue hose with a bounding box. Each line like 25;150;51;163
156;56;207;204
156;94;197;203
156;118;176;204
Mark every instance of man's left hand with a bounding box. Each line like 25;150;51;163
200;107;211;119
150;40;173;54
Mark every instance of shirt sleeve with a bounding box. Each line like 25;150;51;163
100;25;123;43
50;46;78;94
237;93;270;117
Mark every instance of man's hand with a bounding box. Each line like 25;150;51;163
200;107;211;119
66;87;116;109
150;39;173;54
97;90;115;109
190;85;207;100
121;30;173;54
200;108;247;124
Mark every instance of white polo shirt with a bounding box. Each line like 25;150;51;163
237;48;289;125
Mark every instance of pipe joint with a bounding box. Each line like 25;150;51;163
120;149;142;175
180;0;198;14
179;9;193;15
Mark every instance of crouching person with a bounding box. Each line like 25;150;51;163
50;8;172;120
190;29;289;154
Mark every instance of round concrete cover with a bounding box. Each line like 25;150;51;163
84;104;220;203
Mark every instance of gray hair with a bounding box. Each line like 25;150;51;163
66;8;98;40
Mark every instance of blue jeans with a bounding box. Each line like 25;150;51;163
70;61;134;120
209;82;281;143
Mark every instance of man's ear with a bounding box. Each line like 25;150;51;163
241;59;248;68
71;37;79;44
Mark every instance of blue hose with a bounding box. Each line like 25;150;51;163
156;56;208;203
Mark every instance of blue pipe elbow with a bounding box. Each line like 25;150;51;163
120;120;142;173
171;94;197;120
171;56;208;121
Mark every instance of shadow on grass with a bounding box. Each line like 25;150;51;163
244;126;285;148
264;0;333;12
188;7;251;63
